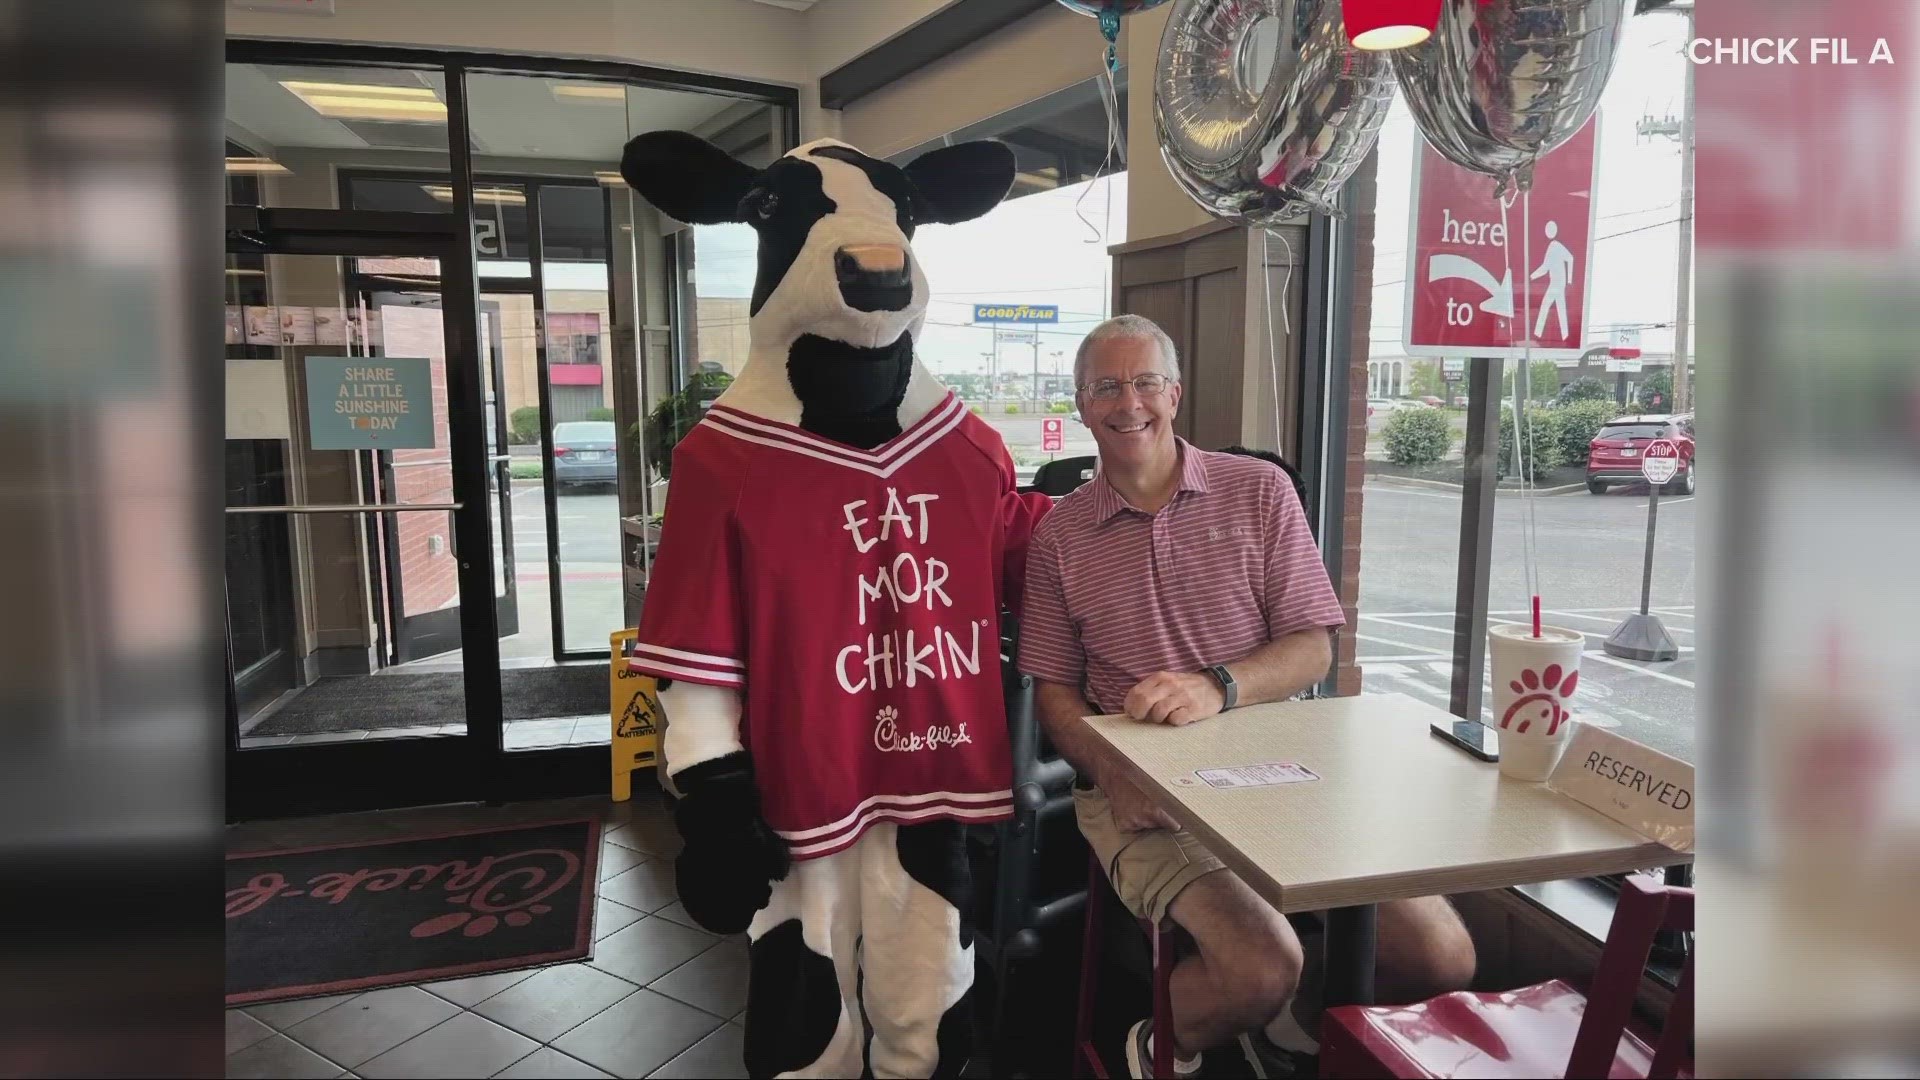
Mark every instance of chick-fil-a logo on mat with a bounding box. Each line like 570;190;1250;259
1501;663;1578;735
225;848;582;939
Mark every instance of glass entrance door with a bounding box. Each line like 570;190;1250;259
223;206;598;819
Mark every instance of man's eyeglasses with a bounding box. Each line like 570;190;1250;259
1078;374;1175;401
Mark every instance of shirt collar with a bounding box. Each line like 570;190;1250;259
1091;438;1210;521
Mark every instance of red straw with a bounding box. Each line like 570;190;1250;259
1531;595;1542;638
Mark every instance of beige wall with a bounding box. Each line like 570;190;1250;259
1121;4;1213;242
838;4;1114;160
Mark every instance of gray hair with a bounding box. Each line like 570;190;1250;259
1073;314;1181;389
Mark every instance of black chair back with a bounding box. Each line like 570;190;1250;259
1030;455;1097;497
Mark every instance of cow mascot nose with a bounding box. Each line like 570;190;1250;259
618;131;1053;1079
834;244;911;312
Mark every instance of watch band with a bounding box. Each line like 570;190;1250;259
1205;664;1238;710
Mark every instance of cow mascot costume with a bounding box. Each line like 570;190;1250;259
620;131;1051;1078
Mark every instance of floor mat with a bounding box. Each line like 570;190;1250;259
225;817;601;1005
249;665;607;735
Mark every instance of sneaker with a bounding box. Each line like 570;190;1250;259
1125;1018;1203;1079
1238;1030;1317;1080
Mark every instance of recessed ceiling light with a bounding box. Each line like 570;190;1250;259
421;184;526;205
280;80;446;123
552;84;627;103
226;157;290;174
594;171;627;186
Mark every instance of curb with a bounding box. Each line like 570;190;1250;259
1365;474;1587;496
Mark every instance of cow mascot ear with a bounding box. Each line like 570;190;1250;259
903;139;1016;225
621;130;758;226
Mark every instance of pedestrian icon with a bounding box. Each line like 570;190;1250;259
1530;220;1575;341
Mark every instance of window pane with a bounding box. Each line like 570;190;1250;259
226;63;449;210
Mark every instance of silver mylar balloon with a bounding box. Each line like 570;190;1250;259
1390;0;1632;191
1155;0;1395;226
1053;0;1172;19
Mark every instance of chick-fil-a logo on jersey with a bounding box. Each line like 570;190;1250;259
1501;663;1578;736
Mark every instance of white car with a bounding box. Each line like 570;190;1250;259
1368;397;1426;414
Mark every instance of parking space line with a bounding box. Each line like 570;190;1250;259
1358;631;1448;652
1582;650;1697;688
1358;614;1457;636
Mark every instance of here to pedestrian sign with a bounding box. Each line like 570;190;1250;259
306;357;435;450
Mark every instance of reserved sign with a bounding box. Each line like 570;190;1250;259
1548;725;1694;851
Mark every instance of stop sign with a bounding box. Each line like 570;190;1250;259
1641;439;1680;485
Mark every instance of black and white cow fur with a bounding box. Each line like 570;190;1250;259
620;132;1018;1079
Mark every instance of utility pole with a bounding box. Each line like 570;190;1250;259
1638;1;1694;412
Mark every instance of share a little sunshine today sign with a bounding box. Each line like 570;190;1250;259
305;357;435;450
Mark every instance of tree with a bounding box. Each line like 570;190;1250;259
1553;399;1625;465
1554;376;1612;406
1408;360;1445;399
1383;407;1452;466
1502;359;1561;402
1636;368;1674;412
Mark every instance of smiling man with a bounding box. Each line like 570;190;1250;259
1019;315;1475;1079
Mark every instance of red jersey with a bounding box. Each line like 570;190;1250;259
630;392;1050;860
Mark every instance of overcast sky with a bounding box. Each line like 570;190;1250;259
690;11;1688;379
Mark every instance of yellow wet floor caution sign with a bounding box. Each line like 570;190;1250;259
610;629;660;802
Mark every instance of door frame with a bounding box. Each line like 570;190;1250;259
222;204;602;820
340;167;617;661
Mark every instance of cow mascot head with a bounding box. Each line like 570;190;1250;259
622;132;1015;446
621;133;1048;1078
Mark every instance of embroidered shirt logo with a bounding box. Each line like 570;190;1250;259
872;704;974;754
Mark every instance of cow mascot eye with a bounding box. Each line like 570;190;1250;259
742;189;779;223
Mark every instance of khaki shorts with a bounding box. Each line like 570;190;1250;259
1073;779;1228;927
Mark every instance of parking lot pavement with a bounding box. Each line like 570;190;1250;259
1356;477;1697;762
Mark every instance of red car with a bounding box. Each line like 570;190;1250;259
1587;414;1695;495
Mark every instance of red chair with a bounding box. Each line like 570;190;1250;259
1320;875;1693;1079
1072;851;1178;1078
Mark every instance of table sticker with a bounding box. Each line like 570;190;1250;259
1184;762;1320;789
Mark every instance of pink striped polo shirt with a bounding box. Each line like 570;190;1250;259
1018;441;1344;714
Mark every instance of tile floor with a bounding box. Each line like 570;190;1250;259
226;794;747;1079
239;715;609;751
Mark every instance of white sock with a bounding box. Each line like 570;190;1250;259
1263;1003;1320;1055
1147;1031;1203;1075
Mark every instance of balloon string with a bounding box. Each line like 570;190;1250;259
1259;229;1290;456
1076;55;1123;243
1521;187;1543;630
1497;188;1540;622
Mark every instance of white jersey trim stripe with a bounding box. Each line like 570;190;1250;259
708;392;962;465
627;658;745;686
785;799;1014;858
702;400;969;479
777;788;1013;841
630;643;744;670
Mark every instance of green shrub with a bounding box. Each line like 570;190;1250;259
509;405;543;445
1004;403;1021;415
968;403;985;416
584;407;616;422
639;370;733;480
508;459;544;480
1382;407;1452;466
1498;404;1563;481
1636;369;1674;412
1048;401;1072;414
1552;399;1625;466
1554;376;1613;406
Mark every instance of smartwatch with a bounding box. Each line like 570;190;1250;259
1203;664;1238;710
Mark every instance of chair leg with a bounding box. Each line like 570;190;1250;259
1073;851;1108;1079
1149;919;1176;1079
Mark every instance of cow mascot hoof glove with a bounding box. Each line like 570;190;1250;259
621;131;1052;1079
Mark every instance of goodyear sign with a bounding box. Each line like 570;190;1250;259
972;303;1059;324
